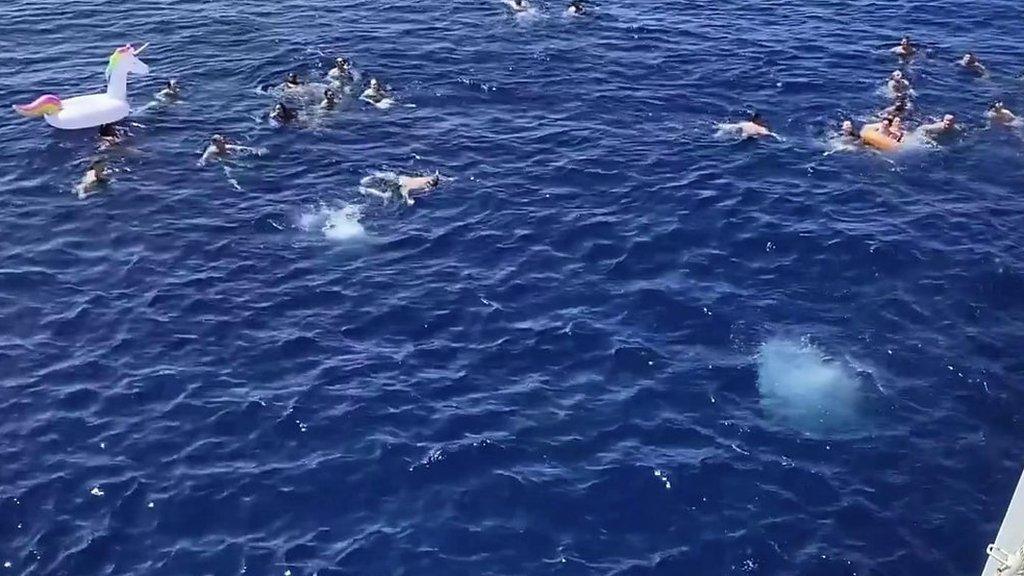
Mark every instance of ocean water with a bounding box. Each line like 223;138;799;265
1;0;1023;575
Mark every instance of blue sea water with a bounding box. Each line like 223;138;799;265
1;0;1024;574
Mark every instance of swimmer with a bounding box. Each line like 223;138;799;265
157;79;181;100
734;112;776;139
76;159;108;199
361;78;388;103
892;36;915;57
328;57;353;83
918;114;956;137
270;103;298;124
567;0;585;15
284;73;304;89
320;89;338;110
840;119;858;142
506;0;530;12
887;116;906;142
987;101;1017;124
98;123;123;148
959;52;987;75
199;134;254;165
361;171;441;205
888;70;910;95
881;94;911;118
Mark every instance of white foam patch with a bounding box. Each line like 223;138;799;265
756;338;861;430
298;204;368;242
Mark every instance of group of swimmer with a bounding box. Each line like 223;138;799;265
69;25;1023;199
79;56;441;205
506;0;587;16
77;0;596;200
723;36;1019;149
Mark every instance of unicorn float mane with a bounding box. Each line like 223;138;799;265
105;44;135;80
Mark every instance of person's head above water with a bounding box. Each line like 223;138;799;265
369;78;381;90
335;57;349;68
942;114;956;128
748;111;767;127
99;123;117;137
89;158;106;172
891;70;904;80
324;89;337;101
900;36;911;46
286;73;301;85
841;119;855;136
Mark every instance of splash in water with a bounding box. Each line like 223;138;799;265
297;204;368;242
756;337;862;431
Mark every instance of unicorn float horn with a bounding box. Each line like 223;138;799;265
134;42;150;55
13;94;63;118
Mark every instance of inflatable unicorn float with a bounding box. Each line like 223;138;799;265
13;43;150;130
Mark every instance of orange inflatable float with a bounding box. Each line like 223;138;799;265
860;124;901;151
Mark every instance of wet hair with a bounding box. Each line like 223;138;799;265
748;111;766;126
990;101;1003;111
324;89;336;99
89;158;106;171
99;124;117;137
286;73;300;84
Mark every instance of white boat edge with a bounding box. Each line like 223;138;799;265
982;467;1024;576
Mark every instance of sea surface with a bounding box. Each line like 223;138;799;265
1;1;1023;575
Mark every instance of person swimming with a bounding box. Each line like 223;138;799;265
270;103;298;124
76;159;108;199
157;79;181;100
840;119;858;142
888;70;910;95
507;0;531;13
731;112;776;139
320;89;338;110
328;57;353;83
918;114;957;137
882;94;911;118
97;123;125;150
284;73;304;89
361;78;389;104
361;171;441;206
987;101;1017;124
199;134;257;165
887;116;906;142
892;36;915;57
567;0;585;15
960;52;987;75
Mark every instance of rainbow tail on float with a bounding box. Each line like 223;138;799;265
13;94;62;118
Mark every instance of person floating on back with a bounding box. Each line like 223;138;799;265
360;171;442;206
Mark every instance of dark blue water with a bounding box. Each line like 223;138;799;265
2;1;1023;575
